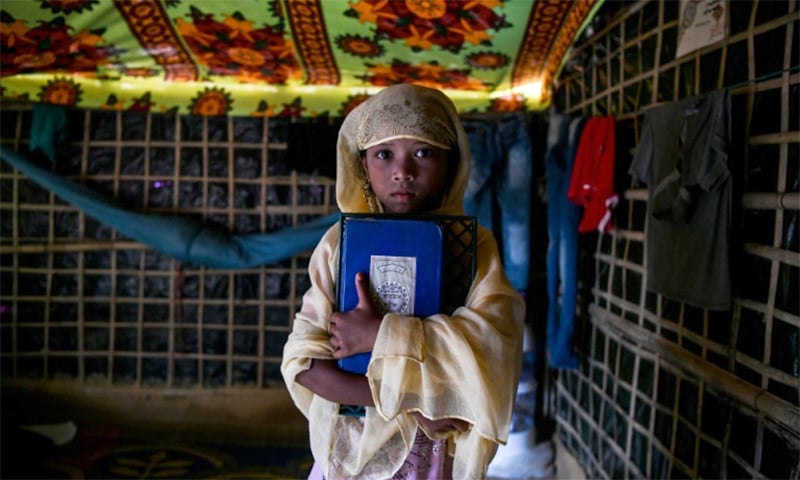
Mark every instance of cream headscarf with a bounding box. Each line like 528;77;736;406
336;84;472;216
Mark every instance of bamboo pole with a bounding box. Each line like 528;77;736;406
742;192;800;210
744;243;800;268
589;304;800;442
1;241;145;254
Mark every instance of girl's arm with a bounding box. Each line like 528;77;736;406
297;271;468;435
298;272;378;406
295;359;374;406
296;360;468;435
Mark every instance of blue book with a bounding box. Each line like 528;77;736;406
336;215;444;374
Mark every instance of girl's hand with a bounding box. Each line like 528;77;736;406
411;412;470;436
329;273;381;358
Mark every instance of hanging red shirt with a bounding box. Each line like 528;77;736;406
567;116;619;233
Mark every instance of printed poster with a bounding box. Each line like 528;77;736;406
676;0;727;58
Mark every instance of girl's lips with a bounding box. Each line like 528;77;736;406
392;191;414;198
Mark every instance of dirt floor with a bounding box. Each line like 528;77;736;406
2;421;585;480
1;382;585;479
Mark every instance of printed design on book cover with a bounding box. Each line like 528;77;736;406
371;255;415;316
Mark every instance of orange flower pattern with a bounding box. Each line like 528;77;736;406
40;0;98;15
0;11;116;77
336;35;384;58
362;59;490;91
467;51;510;70
340;0;511;92
178;6;301;85
345;0;510;53
0;0;596;115
39;77;81;106
340;93;372;117
489;93;526;112
189;87;233;117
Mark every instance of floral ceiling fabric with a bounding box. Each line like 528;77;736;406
0;0;601;117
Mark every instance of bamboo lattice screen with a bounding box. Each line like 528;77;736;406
549;0;799;478
0;109;336;389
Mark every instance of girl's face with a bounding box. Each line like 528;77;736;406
361;138;450;214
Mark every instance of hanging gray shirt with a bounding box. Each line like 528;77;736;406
629;89;732;310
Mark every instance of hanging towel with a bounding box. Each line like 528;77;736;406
29;104;68;163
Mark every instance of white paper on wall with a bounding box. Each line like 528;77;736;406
676;0;727;58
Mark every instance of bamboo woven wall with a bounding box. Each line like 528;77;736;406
549;0;799;478
0;109;336;389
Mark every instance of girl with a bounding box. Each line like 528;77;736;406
281;84;525;479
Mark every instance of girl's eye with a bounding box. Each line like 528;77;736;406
415;148;434;158
374;150;392;160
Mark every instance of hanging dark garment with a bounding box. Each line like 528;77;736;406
629;89;732;310
544;113;586;369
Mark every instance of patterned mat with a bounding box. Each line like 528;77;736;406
3;424;315;479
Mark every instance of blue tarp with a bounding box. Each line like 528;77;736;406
0;145;338;269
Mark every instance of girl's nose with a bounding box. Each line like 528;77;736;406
392;157;415;182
